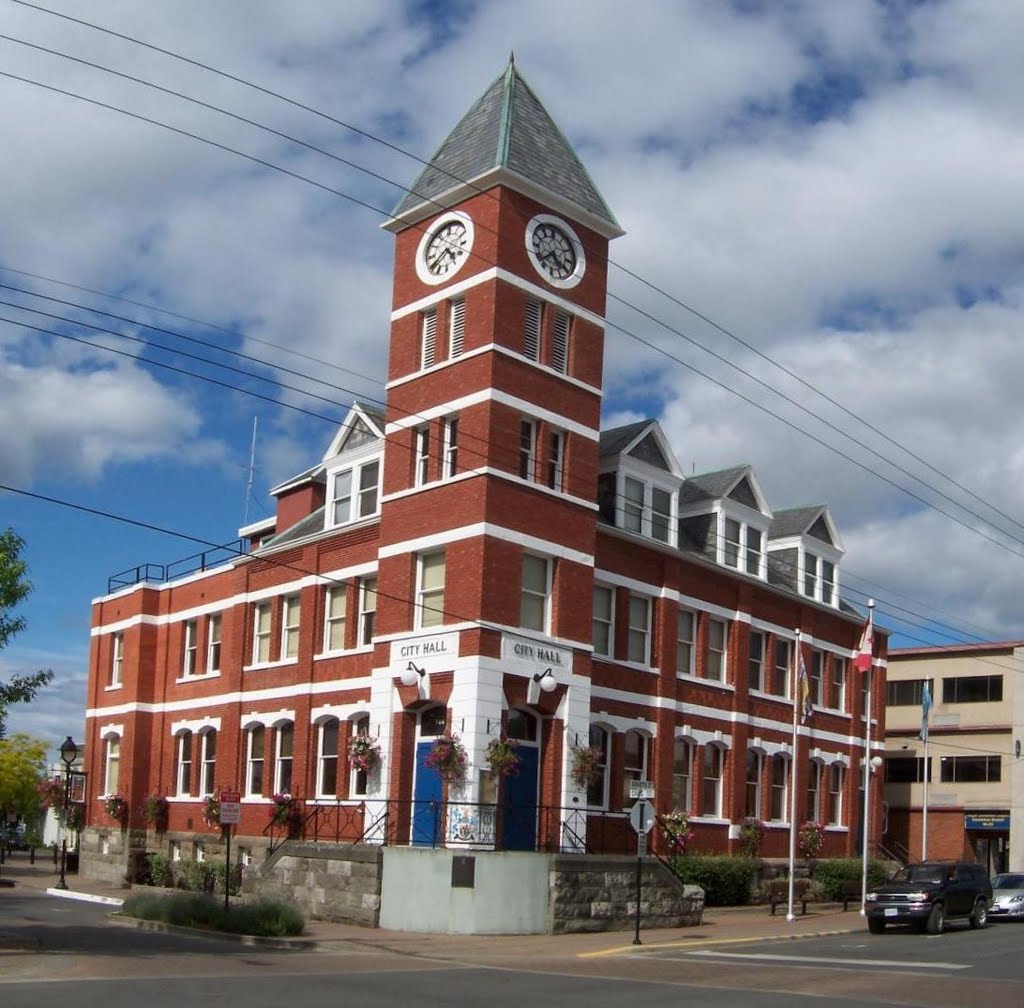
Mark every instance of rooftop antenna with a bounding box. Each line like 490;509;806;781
243;416;258;526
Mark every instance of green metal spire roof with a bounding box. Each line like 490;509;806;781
388;60;622;237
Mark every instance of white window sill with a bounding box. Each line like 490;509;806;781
175;671;222;684
104;683;122;692
764;820;792;830
748;689;792;703
825;825;848;832
166;795;195;803
241;796;271;804
314;644;374;661
618;658;660;674
243;657;299;673
691;816;729;825
677;672;734;691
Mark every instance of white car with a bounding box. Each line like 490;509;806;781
989;874;1024;920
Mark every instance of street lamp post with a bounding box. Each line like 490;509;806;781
54;736;79;891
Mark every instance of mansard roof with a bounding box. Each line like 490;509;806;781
599;419;683;477
769;505;844;552
387;59;622;238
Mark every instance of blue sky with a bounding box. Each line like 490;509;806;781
3;0;1024;746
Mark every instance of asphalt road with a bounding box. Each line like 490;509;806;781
2;888;1024;1007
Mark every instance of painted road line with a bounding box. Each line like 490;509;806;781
681;950;969;970
46;887;124;907
578;927;859;959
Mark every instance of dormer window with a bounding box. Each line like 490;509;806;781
329;459;381;527
615;473;678;546
716;514;767;579
802;551;837;605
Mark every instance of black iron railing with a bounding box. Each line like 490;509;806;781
107;540;248;592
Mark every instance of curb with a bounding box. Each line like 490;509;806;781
46;886;124;907
110;914;318;950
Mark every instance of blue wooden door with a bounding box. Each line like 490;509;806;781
501;745;539;851
412;740;444;846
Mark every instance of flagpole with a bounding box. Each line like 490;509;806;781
922;729;929;860
787;629;801;922
859;599;875;917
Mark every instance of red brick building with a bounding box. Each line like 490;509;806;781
82;61;885;869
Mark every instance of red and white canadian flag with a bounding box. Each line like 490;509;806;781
853;611;873;672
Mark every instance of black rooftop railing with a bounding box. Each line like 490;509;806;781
107;539;248;593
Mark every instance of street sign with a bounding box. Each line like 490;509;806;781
219;790;241;825
629;780;654;800
628;799;656;835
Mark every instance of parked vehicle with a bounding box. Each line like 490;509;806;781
864;860;991;934
989;873;1024;920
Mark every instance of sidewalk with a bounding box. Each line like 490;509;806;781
0;853;863;961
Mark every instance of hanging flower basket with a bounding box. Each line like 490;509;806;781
424;733;468;787
37;777;65;810
104;794;128;822
201;795;221;829
738;817;764;858
661;809;695;855
569;745;603;789
269;793;302;830
798;820;826;859
141;794;169;831
348;734;381;773
485;737;520;778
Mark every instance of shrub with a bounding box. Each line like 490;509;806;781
121;892;304;937
737;818;764;858
668;855;758;906
813;857;889;900
145;852;172;887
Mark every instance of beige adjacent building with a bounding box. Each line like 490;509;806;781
882;642;1024;874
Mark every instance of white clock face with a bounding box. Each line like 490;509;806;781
525;214;585;289
415;212;474;285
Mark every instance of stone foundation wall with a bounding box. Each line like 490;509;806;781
78;826;138;888
243;841;382;927
549;854;704;934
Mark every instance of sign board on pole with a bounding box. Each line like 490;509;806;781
69;774;87;803
629;781;654;800
219;790;241;825
628;799;656;835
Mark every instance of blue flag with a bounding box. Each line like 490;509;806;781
920;681;932;741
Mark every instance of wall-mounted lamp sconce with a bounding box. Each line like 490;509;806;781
869;755;884;773
400;661;425;687
533;668;558;694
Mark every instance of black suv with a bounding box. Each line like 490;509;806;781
865;860;992;934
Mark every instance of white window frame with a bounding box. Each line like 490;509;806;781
323;584;347;652
748;630;765;691
769;754;789;822
592;584;614;657
200;729;217;796
621;730;649;808
317;718;339;797
416;552;445;629
723;516;742;569
745;526;764;577
358;576;377;646
623;476;644;533
103;735;121;795
627;594;651;665
651;486;673;543
442;416;459;478
828;763;844;825
547;430;565;491
274;723;294;795
245;726;265;797
415;425;430;486
350;714;371;798
183;620;198;677
519;554;550;632
705;617;728;683
676;609;695;676
830;656;847;712
206;614;222;673
110;632;124;687
176;731;193;797
281;593;301;660
585;724;610;809
252;601;272;665
329;458;381;528
519;419;537;481
744;749;763;819
807;760;823;823
804;552;819;599
700;744;723;817
672;738;693;811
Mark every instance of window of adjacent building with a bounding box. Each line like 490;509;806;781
415;425;430;486
252;601;272;664
744;750;762;819
246;726;265;796
274;723;294;794
519;420;537;481
700;745;723;817
103;735;120;795
939;755;1000;783
723;517;741;568
627;594;651;664
449;297;465;357
281;594;301;660
769;754;788;821
884;756;931;784
421;307;437;368
195;843;206;863
622;730;648;807
828;763;844;825
110;632;124;687
350;715;371;797
809;650;824;706
746;528;763;577
317;718;339;797
672;738;693;811
358;577;377;646
942;675;1003;704
330;460;381;527
551;310;570;373
520;555;550;632
200;729;217;796
443;417;459;478
524;299;542;361
183;620;198;677
324;585;347;651
586;725;609;808
416;552;445;628
592;585;614;657
176;731;193;796
207;614;222;673
828;657;846;710
886;678;933;706
651;487;672;543
748;631;765;691
677;609;695;676
705;617;728;682
623;476;644;533
547;431;565;491
170;840;182;862
772;639;791;697
807;761;823;823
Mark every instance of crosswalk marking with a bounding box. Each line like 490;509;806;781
681;950;969;970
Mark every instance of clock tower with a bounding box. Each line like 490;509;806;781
373;59;623;840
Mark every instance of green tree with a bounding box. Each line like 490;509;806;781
0;733;49;821
0;529;53;737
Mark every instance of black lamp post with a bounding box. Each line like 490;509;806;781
54;736;78;891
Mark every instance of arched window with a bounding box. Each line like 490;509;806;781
672;738;693;811
700;745;724;817
274;723;294;794
317;718;339;797
199;729;217;796
586;725;610;808
744;749;763;819
245;725;265;796
769;754;789;821
807;760;824;823
350;715;370;797
828;762;844;825
103;734;121;795
175;731;193;796
622;730;649;806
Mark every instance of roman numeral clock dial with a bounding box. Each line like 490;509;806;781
415;211;474;286
525;214;586;289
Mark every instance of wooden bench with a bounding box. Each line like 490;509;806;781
768;878;809;915
840;880;863;911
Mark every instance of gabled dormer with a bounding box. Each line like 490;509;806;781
767;505;844;606
677;465;773;578
321;402;386;532
597;420;685;546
